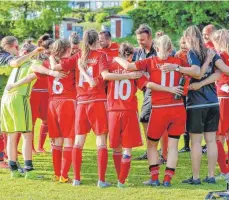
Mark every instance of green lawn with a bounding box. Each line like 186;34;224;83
0;91;226;200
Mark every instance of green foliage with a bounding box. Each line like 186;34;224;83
128;1;229;35
79;22;102;32
0;111;226;200
0;1;71;39
121;0;135;10
95;12;109;23
84;12;95;22
103;6;123;15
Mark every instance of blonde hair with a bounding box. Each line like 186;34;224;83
212;29;229;54
50;39;70;58
80;29;98;69
1;36;17;49
184;25;207;63
154;35;173;60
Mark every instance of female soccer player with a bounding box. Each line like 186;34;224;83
30;34;53;153
1;42;62;179
104;42;147;187
71;29;110;188
212;29;229;180
42;39;76;183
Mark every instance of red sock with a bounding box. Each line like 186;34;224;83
162;132;168;160
150;165;160;181
52;145;62;177
164;167;175;182
17;133;21;148
113;151;122;177
0;135;4;161
98;146;108;182
61;147;72;179
38;123;48;149
119;155;131;184
72;145;83;181
217;140;228;174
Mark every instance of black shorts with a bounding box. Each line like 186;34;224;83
187;106;219;133
140;89;152;123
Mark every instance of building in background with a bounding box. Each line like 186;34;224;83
108;15;133;38
53;17;83;40
69;0;121;10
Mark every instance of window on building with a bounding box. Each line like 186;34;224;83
67;23;72;31
96;1;104;9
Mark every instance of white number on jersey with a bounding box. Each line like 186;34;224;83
161;71;175;87
52;78;63;94
114;80;131;100
78;67;93;87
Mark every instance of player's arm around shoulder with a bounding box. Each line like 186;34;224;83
6;73;37;92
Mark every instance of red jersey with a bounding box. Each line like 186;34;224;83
45;54;78;99
32;59;49;92
135;56;186;107
99;42;119;63
216;51;229;97
76;50;108;104
175;49;189;67
205;41;215;49
107;61;148;111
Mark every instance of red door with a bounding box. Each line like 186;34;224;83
116;20;121;38
55;25;60;39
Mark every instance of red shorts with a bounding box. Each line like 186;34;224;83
217;98;229;136
48;99;75;138
147;106;186;141
75;101;108;135
108;111;143;148
30;91;49;123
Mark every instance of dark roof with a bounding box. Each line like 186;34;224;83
106;15;131;19
62;17;82;23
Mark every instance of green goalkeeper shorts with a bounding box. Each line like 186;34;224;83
1;94;32;133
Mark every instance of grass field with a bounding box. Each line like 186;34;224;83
0;91;226;200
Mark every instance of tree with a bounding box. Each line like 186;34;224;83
128;1;229;35
0;1;71;39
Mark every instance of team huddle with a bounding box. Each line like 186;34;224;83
0;23;229;188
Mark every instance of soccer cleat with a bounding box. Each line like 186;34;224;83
215;173;228;181
143;179;160;186
178;147;190;153
0;161;9;169
182;177;201;185
202;176;216;184
59;176;72;183
53;175;60;182
97;180;111;188
162;181;171;187
25;170;44;180
117;181;127;188
133;151;147;160
11;170;22;179
72;180;81;186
